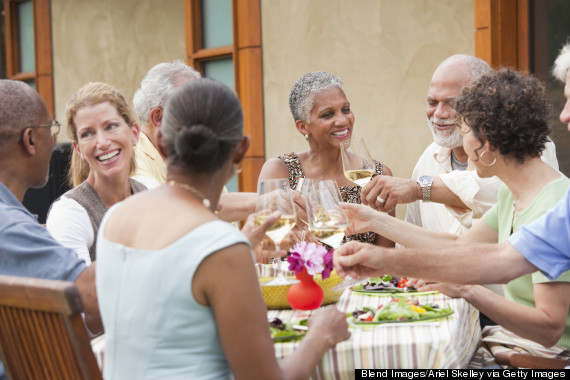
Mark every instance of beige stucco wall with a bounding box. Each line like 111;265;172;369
261;0;475;217
51;0;186;140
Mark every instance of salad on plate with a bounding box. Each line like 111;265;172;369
348;298;453;325
269;317;308;342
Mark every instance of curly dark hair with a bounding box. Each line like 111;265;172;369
455;68;552;164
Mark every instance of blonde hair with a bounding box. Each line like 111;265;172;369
66;82;137;187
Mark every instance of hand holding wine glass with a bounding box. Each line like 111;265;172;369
341;137;376;187
256;179;299;286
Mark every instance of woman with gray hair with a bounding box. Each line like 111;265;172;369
96;78;350;379
258;71;395;247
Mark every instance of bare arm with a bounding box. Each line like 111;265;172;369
362;175;467;213
423;282;570;347
74;263;102;334
194;244;349;380
334;240;538;285
217;192;258;222
342;202;496;249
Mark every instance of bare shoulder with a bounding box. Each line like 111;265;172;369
259;156;290;180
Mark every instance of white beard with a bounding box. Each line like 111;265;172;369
427;117;462;148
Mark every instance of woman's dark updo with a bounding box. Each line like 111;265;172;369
162;78;243;173
455;68;552;164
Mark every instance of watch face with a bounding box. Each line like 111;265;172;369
418;175;432;185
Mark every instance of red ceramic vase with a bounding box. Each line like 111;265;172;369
287;267;324;310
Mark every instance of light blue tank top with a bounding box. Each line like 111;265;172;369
96;207;251;380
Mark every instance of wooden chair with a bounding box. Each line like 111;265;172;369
495;351;569;369
0;275;102;380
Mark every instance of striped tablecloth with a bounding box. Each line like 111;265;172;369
91;268;482;376
268;289;481;378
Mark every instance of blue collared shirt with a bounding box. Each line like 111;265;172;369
0;181;86;380
509;187;570;280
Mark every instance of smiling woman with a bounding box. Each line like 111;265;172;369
46;82;147;265
258;71;396;249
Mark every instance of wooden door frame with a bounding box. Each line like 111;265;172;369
184;0;264;193
474;0;530;71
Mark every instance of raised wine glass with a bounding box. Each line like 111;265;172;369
340;137;376;186
256;178;299;286
305;179;348;249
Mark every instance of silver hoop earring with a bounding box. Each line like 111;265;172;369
480;150;496;167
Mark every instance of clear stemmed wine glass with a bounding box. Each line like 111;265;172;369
256;178;299;286
305;179;348;249
303;179;367;291
340;137;376;187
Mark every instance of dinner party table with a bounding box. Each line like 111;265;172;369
268;287;481;379
90;275;482;378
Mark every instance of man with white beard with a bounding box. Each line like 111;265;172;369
362;54;559;235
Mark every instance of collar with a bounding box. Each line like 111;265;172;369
432;144;454;172
137;132;162;161
0;181;36;219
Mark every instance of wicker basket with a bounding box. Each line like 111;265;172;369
259;271;344;310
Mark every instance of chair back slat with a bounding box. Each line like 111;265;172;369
0;275;102;380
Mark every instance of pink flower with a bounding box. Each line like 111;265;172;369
288;242;332;277
287;252;304;273
321;250;334;279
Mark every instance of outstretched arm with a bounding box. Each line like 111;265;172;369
334;240;538;285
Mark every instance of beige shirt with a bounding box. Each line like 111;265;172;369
132;133;166;189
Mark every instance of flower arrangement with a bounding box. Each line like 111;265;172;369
287;242;334;279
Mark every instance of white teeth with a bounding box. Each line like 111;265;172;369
98;150;119;161
332;129;349;136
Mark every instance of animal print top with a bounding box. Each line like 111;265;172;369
278;152;383;245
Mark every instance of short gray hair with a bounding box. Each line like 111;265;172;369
553;42;570;83
289;71;344;122
439;54;492;82
133;61;201;126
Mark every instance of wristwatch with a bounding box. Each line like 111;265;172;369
417;175;433;202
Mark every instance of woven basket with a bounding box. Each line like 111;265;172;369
259;271;344;310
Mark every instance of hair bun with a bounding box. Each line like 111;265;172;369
174;124;220;166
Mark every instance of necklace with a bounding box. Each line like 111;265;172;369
167;180;211;208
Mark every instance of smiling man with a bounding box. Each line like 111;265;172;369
362;55;559;236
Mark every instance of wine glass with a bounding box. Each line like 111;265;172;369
256;178;299;286
340;137;376;186
305;179;348;249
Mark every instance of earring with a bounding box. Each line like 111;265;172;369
304;134;309;141
79;152;85;160
480;150;496;167
234;162;243;174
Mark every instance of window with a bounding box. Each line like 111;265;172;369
185;0;264;193
1;0;54;114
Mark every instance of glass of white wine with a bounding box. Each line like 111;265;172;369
306;179;348;249
256;178;299;286
340;137;376;186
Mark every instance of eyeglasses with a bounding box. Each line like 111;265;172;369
18;120;61;143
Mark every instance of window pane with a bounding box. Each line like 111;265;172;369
25;80;36;90
18;0;35;73
203;58;237;191
201;0;232;49
202;58;234;90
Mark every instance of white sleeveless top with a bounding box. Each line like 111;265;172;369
96;206;251;380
